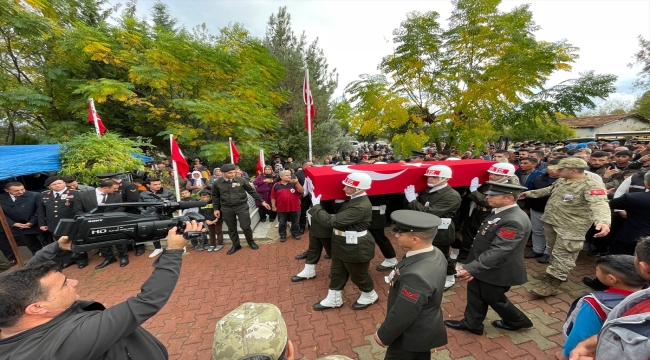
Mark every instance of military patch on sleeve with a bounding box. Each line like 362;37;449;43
498;227;517;240
589;189;606;196
399;284;421;303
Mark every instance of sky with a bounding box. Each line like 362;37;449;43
134;0;650;105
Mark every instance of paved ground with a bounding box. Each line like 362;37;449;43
52;222;595;360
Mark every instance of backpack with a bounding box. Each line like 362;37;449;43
563;291;628;338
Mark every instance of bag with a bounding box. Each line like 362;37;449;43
563;291;628;338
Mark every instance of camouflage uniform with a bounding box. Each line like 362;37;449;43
524;158;610;296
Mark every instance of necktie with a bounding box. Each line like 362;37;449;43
101;193;107;203
55;193;61;200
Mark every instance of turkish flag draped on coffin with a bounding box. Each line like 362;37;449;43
304;160;496;200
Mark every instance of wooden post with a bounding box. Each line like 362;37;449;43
0;205;25;268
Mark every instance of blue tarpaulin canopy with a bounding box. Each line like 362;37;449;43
0;145;154;180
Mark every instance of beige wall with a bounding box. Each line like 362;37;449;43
573;118;650;138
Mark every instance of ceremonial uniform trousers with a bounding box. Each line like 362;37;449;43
212;177;265;248
369;195;396;260
305;202;333;264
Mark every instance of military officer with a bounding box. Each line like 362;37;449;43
370;195;398;271
212;163;270;255
374;210;448;359
37;176;81;267
521;157;611;297
96;173;143;255
404;164;462;290
445;182;534;335
310;173;377;310
290;200;334;282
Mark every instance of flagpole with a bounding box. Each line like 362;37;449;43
229;137;234;164
305;69;313;162
170;134;181;201
89;98;101;138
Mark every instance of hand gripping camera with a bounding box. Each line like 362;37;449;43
53;201;206;253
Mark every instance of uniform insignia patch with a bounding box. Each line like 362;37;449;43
589;189;606;196
498;227;517;240
399;285;420;303
130;189;137;192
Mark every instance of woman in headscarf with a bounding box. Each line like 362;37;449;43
186;170;208;194
254;165;277;222
206;167;222;189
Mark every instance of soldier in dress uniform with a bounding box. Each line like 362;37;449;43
445;182;533;335
374;210;448;359
404;165;462;290
290;200;334;282
370;194;398;271
309;173;378;310
37;176;81;268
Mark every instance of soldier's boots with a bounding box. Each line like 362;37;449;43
531;271;550;281
530;276;562;297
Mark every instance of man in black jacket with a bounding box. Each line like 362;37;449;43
96;173;143;255
375;210;447;359
607;171;650;255
0;221;202;360
139;178;176;258
0;182;43;264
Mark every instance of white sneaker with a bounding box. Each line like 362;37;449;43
444;275;456;290
215;245;224;251
206;246;215;252
380;258;398;267
182;246;189;256
149;248;163;258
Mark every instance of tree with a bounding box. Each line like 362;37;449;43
340;0;616;155
59;132;152;184
151;0;177;32
634;91;650;119
580;98;634;116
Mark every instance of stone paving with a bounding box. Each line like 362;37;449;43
55;222;596;360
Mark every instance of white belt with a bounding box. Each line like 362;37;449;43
371;206;381;210
333;229;368;237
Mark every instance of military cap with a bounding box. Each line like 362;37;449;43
212;302;287;360
611;140;620;144
565;144;576;149
575;143;587;149
391;210;442;232
95;172;122;179
483;181;528;196
316;356;354;360
44;176;63;187
199;189;211;196
220;163;236;172
548;157;588;170
587;141;597;145
410;151;426;158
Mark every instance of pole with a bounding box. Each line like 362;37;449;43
229;137;234;164
305;69;313;162
0;206;25;268
170;135;181;202
89;98;101;138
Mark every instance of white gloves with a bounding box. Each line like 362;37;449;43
404;185;417;202
311;192;321;206
303;177;313;196
469;177;480;192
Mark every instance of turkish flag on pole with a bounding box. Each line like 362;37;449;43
304;160;497;200
229;137;241;164
257;149;265;175
170;135;189;179
303;69;315;132
88;98;107;136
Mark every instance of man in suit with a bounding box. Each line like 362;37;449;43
445;182;533;335
37;176;81;268
374;210;448;359
0;182;43;263
74;179;128;269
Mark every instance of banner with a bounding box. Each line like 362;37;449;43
304;160;496;200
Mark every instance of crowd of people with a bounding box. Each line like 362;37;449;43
1;137;650;360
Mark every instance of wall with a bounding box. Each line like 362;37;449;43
573;117;650;138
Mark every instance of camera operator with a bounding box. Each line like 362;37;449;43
0;221;203;359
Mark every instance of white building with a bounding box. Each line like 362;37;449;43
559;113;650;138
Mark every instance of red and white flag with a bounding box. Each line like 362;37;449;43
229;137;241;164
88;98;107;135
303;69;315;132
257;149;265;175
170;135;189;179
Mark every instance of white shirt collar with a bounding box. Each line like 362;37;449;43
406;246;434;257
350;192;367;199
10;194;17;201
428;183;448;193
494;203;518;214
54;187;67;196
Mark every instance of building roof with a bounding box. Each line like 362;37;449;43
558;113;649;128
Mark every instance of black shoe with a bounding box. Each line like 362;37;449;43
352;300;377;310
95;258;116;269
120;257;129;267
249;242;259;250
492;320;532;331
293;234;301;240
77;262;88;269
537;254;550;264
324;254;331;259
299;227;305;235
582;277;609;291
524;251;543;258
295;251;308;260
227;245;242;255
260;218;267;223
444;320;483;335
291;275;313;282
376;265;393;271
279;236;286;243
62;260;76;269
135;248;145;256
313;302;340;311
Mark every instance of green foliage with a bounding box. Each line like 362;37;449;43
59;132;153;184
507;118;575;143
339;0;616;151
634;91;650;119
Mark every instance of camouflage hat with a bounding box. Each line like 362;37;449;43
212;303;287;360
316;356;354;360
548;157;588;170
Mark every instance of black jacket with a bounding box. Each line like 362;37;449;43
377;249;448;351
609;192;650;244
73;190;123;215
0;191;42;235
211;177;262;210
0;241;182;360
139;189;176;217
